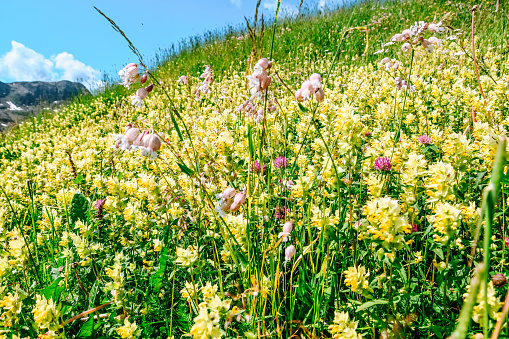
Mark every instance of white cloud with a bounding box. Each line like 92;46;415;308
229;0;241;7
0;41;102;91
52;52;103;91
0;41;56;82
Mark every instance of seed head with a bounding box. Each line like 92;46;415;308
491;274;507;287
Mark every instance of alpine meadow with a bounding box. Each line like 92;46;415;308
1;0;509;338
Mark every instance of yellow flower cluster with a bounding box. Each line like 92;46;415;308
344;266;373;296
0;293;22;327
328;312;363;339
187;281;232;338
427;202;462;244
176;246;200;267
31;295;61;331
364;197;411;250
117;317;138;339
463;281;503;328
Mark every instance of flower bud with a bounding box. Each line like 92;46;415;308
114;139;122;148
124;127;140;144
314;88;325;102
133;130;149;146
295;88;304;102
146;84;154;93
140;74;148;84
285;245;296;261
145;133;161;152
309;73;322;83
257;58;269;70
221;187;236;200
283;222;293;234
401;43;412;53
136;87;149;100
230;192;246;212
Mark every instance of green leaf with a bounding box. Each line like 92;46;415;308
42;277;64;301
88;283;99;309
394;129;401;143
74;174;85;184
475;171;487;186
70;192;89;224
356;299;388;312
177;161;194;177
149;247;169;293
248;125;254;160
169;111;183;142
426;145;440;153
433;247;444;261
78;316;94;338
298;103;309;113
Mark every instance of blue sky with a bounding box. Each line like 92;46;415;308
0;0;343;91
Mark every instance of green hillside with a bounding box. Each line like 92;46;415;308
0;0;508;338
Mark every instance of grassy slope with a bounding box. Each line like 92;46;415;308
0;0;508;338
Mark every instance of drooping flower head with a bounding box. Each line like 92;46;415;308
247;58;272;99
195;65;214;99
114;124;140;151
284;245;296;262
131;84;154;109
237;100;264;121
142;133;162;159
118;63;140;88
178;75;189;85
215;187;237;216
230;192;246;212
295;73;324;102
278;221;293;242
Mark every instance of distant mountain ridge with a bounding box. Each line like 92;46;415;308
0;80;90;129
